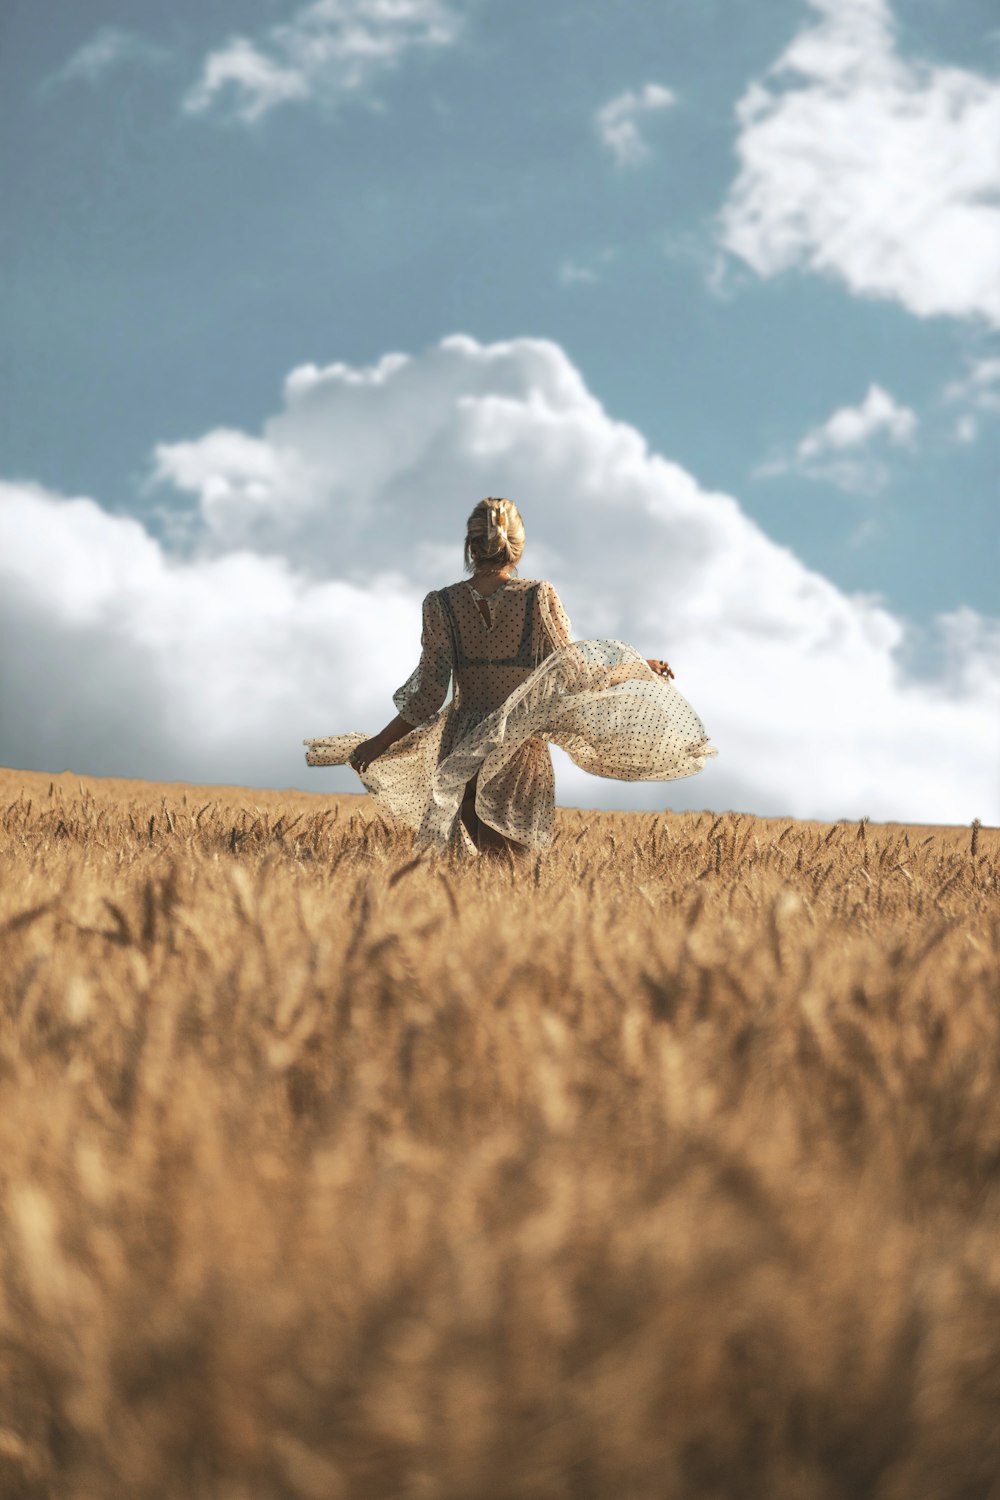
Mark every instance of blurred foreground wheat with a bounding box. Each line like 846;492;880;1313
1;765;998;1500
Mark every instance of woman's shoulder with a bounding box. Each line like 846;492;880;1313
507;578;556;602
437;577;545;592
504;576;556;592
435;577;556;602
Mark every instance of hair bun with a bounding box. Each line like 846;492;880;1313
465;496;525;572
486;499;508;545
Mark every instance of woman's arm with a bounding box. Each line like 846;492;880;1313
539;580;573;652
540;584;672;677
351;592;453;774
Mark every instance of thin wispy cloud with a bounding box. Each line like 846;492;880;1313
717;0;1000;328
660;227;745;303
755;383;918;496
595;83;676;168
557;248;616;288
42;27;169;90
558;260;599;287
942;355;1000;444
183;0;464;125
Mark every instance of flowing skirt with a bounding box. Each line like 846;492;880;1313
304;639;718;854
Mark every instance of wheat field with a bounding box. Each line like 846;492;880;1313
1;763;998;1500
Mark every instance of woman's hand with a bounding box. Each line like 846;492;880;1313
349;735;387;774
349;714;414;774
647;659;675;680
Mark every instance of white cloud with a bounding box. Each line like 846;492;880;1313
43;27;169;89
942;355;1000;443
0;481;418;788
717;0;1000;327
595;83;676;168
183;39;310;123
797;384;917;457
183;0;463;124
755;382;918;495
2;335;998;823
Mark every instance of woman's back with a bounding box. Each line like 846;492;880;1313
438;577;571;716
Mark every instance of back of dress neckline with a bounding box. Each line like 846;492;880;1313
466;578;511;599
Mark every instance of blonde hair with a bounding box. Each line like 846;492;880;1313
464;497;525;573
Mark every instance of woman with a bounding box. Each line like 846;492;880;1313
304;497;716;856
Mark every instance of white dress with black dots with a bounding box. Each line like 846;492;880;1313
304;577;717;854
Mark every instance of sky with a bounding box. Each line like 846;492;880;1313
1;0;998;823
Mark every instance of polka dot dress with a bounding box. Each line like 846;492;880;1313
304;578;718;855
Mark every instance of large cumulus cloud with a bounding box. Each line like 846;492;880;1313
3;334;998;822
717;0;1000;329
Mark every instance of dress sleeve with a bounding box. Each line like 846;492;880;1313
538;580;572;654
392;590;454;726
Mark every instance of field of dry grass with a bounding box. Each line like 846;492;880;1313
1;762;998;1500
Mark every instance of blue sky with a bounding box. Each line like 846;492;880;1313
1;0;998;821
